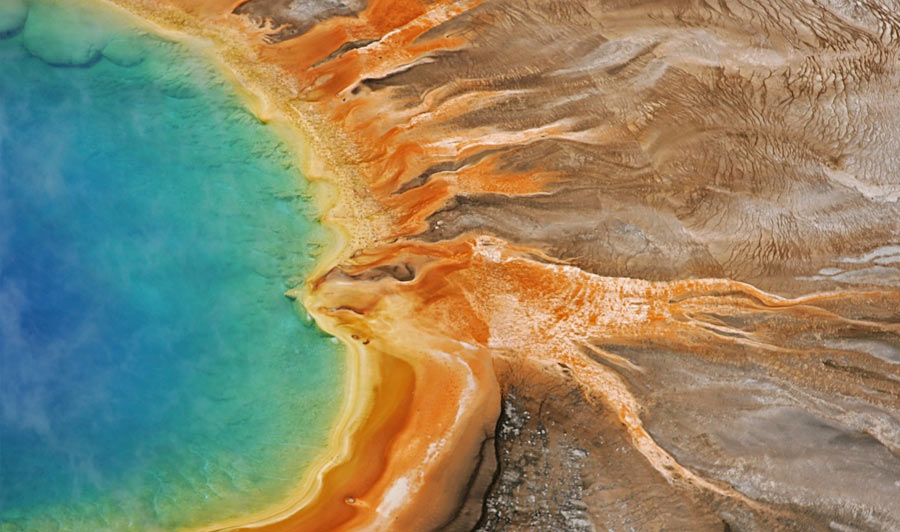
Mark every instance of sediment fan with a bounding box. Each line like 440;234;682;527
3;0;899;530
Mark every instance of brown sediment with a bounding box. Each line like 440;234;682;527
330;235;900;530
103;0;900;530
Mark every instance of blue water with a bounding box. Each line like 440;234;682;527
0;2;344;530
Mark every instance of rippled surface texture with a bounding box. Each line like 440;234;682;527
6;0;900;531
0;2;343;530
121;0;900;530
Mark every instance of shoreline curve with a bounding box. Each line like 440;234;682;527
91;1;500;530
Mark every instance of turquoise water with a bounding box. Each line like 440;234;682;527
0;1;344;530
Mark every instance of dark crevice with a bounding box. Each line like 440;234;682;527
312;38;378;68
471;395;512;532
434;434;498;532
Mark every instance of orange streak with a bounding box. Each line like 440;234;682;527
236;353;416;532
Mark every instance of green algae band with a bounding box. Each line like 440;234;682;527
0;1;344;530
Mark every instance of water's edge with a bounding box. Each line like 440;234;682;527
0;1;349;529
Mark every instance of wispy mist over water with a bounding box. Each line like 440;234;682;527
0;1;344;530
